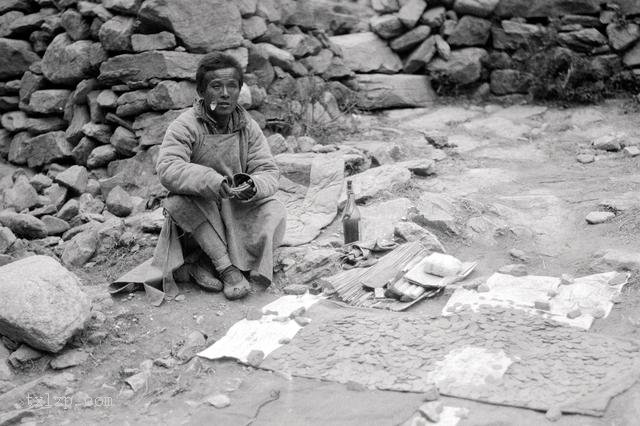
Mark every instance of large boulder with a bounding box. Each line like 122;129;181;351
98;51;203;84
138;0;242;53
0;256;91;352
0;38;40;80
356;74;436;110
448;16;492;47
41;34;107;85
427;47;488;85
330;32;402;74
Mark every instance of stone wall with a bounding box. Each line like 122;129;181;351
364;0;640;99
0;0;376;262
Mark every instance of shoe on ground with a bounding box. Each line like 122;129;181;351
220;265;251;300
189;262;222;292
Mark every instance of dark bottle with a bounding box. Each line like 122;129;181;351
342;180;361;244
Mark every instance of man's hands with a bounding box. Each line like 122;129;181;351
219;178;256;200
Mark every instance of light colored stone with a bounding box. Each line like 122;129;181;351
371;0;399;13
87;145;117;169
592;248;640;271
98;15;135;51
624;146;640;157
330;32;402;74
106;185;133;217
592;134;622;151
411;192;458;235
398;0;427;29
99;51;203;84
394;221;445;252
55;165;89;194
0;255;91;352
370;14;404;40
390;25;431;52
28;89;72;115
449;16;492;47
62;230;99;267
42;215;71;236
356;74;436;110
147;80;196;111
138;0;242;53
420;7;446;28
454;0;499;17
50;348;88;369
3;174;39;211
338;164;411;207
586;211;614;224
607;22;640;51
96;89;118;108
206;393;231;409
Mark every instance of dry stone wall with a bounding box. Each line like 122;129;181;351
364;0;640;99
0;0;374;264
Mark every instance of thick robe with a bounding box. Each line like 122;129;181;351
109;102;286;305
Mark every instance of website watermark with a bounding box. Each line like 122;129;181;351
25;393;114;410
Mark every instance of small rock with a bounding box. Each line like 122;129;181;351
592;308;606;319
206;393;231;409
106;185;133;217
54;165;89;194
585;211;615;224
278;337;290;344
283;284;307;295
566;308;582;319
534;300;551;311
29;174;53;192
174;294;185;302
56;199;80;222
498;264;527;276
509;248;528;262
623;146;640;157
61;230;99;267
576;153;595;164
246;349;264;367
125;371;148;392
419;401;443;422
50;349;88;370
560;274;575;285
176;330;206;361
422;384;440;401
87;331;107;345
592;134;622;151
246;308;263;321
545;406;562;421
547;290;558;298
154;357;177;369
294;316;311;326
462;279;482;290
477;284;490;293
8;344;43;368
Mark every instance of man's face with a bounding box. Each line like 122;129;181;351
202;67;242;120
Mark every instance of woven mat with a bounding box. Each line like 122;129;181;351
261;302;640;416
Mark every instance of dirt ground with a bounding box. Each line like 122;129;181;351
8;98;640;425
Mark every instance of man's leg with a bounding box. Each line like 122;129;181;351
191;222;251;300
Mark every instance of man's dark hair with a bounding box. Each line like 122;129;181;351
195;52;244;95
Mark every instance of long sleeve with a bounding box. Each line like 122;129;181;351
244;119;280;201
156;115;226;198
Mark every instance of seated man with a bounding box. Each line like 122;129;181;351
154;52;286;300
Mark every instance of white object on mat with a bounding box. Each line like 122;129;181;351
197;293;322;362
442;271;628;329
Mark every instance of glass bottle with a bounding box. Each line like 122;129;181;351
342;180;361;244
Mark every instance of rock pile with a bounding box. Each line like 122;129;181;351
365;0;640;97
0;0;373;266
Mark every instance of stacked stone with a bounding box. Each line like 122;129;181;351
0;0;364;268
365;0;640;97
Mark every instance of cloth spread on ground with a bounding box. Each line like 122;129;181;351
442;271;628;329
197;293;323;362
276;155;344;246
109;103;286;305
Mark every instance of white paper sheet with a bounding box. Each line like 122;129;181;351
442;272;628;329
197;293;323;362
